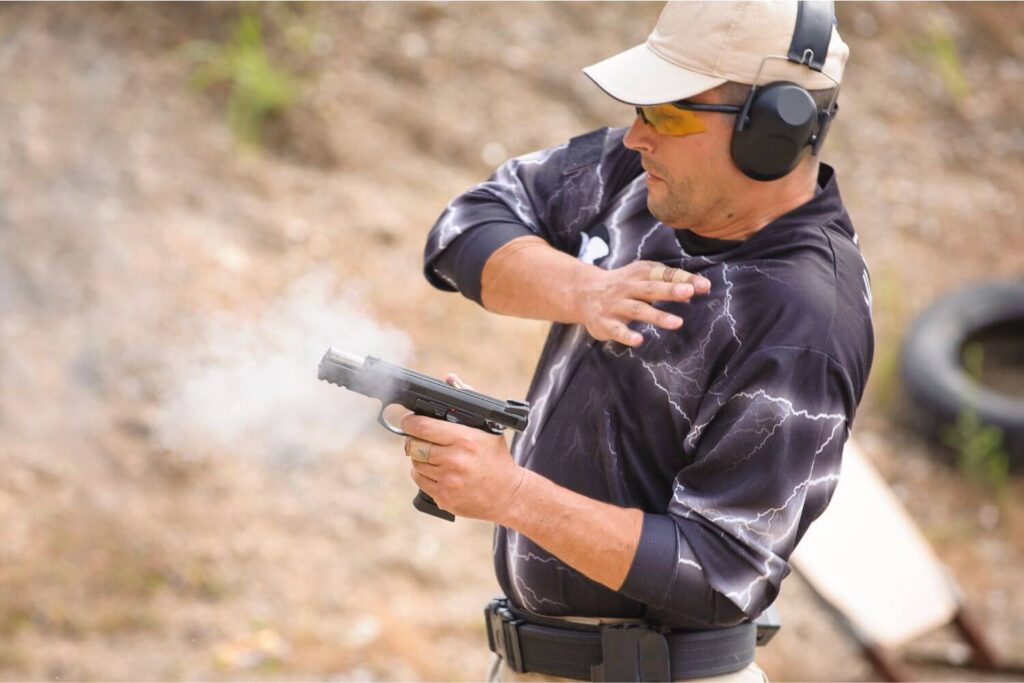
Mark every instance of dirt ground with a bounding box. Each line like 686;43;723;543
0;3;1022;681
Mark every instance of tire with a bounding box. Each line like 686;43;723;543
900;278;1024;469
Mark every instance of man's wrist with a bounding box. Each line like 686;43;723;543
495;466;529;529
568;262;604;326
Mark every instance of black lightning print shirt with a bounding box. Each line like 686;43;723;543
423;127;874;629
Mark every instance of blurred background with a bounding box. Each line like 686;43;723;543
0;2;1021;681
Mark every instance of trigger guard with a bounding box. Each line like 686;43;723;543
378;407;409;436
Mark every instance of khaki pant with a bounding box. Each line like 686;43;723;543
486;654;769;683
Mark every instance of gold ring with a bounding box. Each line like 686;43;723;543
407;437;432;463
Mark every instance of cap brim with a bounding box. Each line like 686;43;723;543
582;43;727;106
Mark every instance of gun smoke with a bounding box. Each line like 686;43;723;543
153;271;412;465
0;210;411;469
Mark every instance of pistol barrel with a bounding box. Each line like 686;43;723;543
318;347;529;433
323;347;365;370
317;348;365;389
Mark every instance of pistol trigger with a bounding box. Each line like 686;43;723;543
377;406;409;436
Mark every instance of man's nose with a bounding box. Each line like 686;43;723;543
623;114;655;153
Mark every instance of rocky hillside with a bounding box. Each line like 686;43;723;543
0;3;1021;680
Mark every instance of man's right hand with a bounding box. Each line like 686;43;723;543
573;261;711;347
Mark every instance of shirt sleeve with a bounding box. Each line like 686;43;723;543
619;346;858;626
423;127;642;305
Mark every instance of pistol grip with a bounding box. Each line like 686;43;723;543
413;490;455;522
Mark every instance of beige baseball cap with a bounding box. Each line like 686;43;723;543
583;1;849;105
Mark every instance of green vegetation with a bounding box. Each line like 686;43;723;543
941;343;1009;493
189;13;298;145
914;26;970;103
866;266;905;412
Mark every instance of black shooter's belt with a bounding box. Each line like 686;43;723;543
486;598;765;682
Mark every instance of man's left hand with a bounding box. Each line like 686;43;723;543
400;374;526;522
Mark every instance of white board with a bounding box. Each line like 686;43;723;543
791;440;959;647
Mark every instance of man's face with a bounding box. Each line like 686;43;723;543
623;88;746;233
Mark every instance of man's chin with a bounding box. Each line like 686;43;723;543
647;186;700;227
647;198;679;226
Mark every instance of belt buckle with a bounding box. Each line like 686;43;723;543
486;599;526;674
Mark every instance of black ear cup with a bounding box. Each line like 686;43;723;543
730;82;820;181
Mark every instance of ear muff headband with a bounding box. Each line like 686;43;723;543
730;0;838;181
789;0;833;71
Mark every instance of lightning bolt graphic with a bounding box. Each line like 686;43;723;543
635;222;665;261
670;389;847;613
505;530;571;611
434;145;568;250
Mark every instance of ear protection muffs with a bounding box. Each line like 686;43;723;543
730;1;840;181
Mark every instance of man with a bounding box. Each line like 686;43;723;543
402;2;873;681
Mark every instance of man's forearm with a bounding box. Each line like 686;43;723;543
478;234;708;348
480;236;602;323
497;468;645;591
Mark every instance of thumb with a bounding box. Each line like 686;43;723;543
445;373;474;391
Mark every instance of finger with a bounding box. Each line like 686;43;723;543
405;436;435;463
647;264;692;284
603;320;643;347
406;439;455;467
614;299;683;330
629;280;696;304
411;459;442;476
400;414;458;445
629;260;662;276
411;465;439;488
444;373;475;391
646;265;712;293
